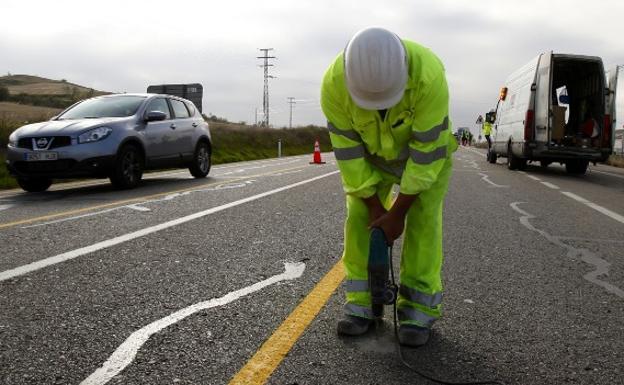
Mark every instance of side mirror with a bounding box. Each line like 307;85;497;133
145;111;167;122
559;94;570;104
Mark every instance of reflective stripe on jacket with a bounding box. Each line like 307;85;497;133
320;39;457;197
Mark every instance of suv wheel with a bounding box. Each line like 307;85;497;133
110;144;143;189
17;177;52;192
189;141;211;178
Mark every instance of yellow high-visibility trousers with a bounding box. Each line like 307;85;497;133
342;157;453;328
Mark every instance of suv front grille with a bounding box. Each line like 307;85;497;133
17;136;72;150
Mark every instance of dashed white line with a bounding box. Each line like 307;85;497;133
80;262;306;385
0;171;340;282
541;182;560;190
526;175;542;181
560;191;624;225
590;169;624;180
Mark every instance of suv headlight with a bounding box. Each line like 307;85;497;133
78;127;112;144
8;134;18;148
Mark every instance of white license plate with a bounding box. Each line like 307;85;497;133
24;151;58;161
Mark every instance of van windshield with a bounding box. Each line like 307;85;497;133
58;96;146;120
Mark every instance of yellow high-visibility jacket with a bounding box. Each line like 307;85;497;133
321;39;457;198
483;122;492;136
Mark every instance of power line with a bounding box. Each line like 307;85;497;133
257;48;276;127
287;97;296;128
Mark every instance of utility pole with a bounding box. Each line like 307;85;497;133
287;97;296;128
257;48;276;127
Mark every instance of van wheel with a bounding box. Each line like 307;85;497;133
17;177;52;192
110;144;144;189
565;160;588;175
189;141;211;178
507;144;526;171
487;150;497;164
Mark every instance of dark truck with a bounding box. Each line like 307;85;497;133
147;83;203;113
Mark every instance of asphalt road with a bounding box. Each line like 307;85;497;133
1;148;623;385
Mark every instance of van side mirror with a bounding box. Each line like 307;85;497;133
559;94;570;104
145;111;167;122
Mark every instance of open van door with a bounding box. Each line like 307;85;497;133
607;66;620;132
534;52;552;143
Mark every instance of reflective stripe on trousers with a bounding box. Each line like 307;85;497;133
344;303;373;319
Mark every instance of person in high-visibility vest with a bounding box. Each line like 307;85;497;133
320;27;457;347
483;111;494;149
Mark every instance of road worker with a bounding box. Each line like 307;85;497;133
320;27;457;347
483;111;494;149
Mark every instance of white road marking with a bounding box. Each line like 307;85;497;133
541;182;560;190
0;171;339;282
560;191;624;225
20;180;259;229
80;261;306;385
0;156;309;199
526;175;541;181
127;205;151;212
0;204;14;212
590;169;624;180
478;172;509;188
510;202;624;299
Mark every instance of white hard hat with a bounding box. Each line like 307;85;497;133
344;27;408;110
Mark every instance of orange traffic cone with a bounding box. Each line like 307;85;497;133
310;139;326;164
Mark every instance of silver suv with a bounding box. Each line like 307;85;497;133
6;94;212;192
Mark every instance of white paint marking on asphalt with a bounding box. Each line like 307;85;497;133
510;202;624;299
478;172;509;188
0;171;339;282
20;180;259;229
80;261;306;385
0;204;14;212
540;182;560;190
590;169;624;180
560;191;624;225
526;175;542;181
463;299;475;304
127;205;151;212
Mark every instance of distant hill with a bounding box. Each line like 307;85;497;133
0;74;110;116
0;74;107;96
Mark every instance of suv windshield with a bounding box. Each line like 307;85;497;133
58;96;146;120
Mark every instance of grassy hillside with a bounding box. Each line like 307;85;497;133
0;74;106;96
0;74;107;110
0;102;61;123
210;122;330;164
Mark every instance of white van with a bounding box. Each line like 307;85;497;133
489;52;613;174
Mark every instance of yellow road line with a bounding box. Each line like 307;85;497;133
0;165;310;230
228;261;345;385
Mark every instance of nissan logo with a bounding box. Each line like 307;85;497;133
36;138;49;148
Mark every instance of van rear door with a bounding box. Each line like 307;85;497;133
534;52;552;143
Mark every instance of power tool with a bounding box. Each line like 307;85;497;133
368;227;398;318
366;227;503;385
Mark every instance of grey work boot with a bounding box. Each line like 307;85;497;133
337;315;374;336
398;324;431;347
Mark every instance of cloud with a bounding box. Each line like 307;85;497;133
1;0;623;129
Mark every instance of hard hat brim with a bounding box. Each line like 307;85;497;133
348;79;407;111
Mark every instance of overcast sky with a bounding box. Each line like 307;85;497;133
2;0;623;132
